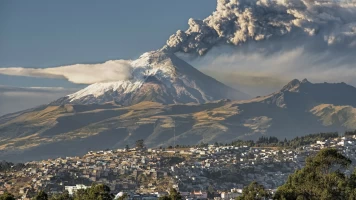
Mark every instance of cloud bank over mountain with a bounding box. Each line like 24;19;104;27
190;46;356;96
0;60;133;84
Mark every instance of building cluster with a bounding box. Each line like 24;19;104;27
1;135;356;199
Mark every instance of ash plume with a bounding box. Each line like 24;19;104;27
163;0;356;55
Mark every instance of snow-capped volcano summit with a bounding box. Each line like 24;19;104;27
52;51;249;105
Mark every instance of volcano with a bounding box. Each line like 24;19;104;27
51;51;249;106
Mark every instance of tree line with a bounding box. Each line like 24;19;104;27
0;184;113;200
166;131;340;149
345;130;356;137
126;131;343;151
0;161;27;172
228;132;339;149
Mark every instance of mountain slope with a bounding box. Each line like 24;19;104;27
51;51;249;106
248;79;356;109
1;79;356;162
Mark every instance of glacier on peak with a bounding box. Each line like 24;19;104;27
67;51;178;102
52;50;248;106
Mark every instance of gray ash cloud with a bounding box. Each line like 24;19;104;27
163;0;356;55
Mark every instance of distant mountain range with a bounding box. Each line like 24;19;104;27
1;52;356;162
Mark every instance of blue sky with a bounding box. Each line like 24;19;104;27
0;0;215;87
2;0;356;116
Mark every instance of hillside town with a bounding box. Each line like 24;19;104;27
1;134;356;200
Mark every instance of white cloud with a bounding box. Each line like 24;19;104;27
0;60;133;84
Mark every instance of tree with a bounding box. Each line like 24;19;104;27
207;185;215;198
88;184;112;200
237;181;271;200
73;184;113;200
135;139;145;150
158;196;171;200
158;188;182;200
0;161;13;172
117;193;128;200
345;168;356;200
12;163;25;171
0;192;15;200
275;148;351;200
50;191;73;200
169;188;182;200
137;173;148;182
33;191;48;200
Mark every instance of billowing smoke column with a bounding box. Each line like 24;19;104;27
162;0;356;55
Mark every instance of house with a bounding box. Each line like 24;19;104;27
221;191;241;200
65;184;91;195
191;190;208;199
